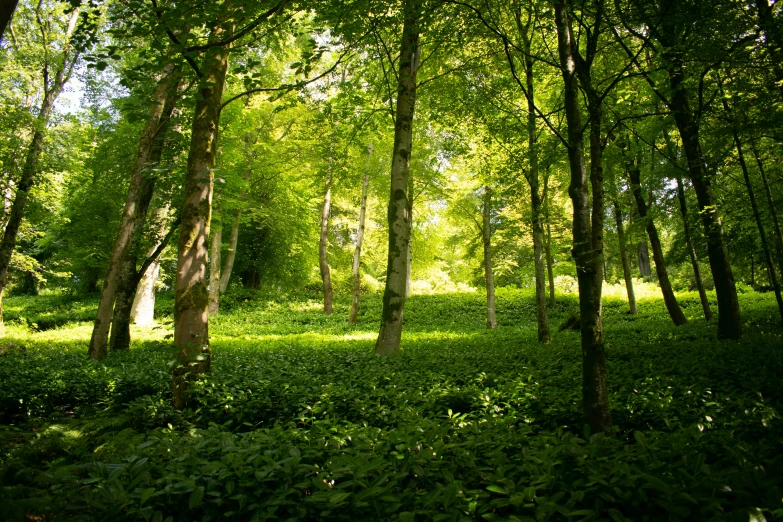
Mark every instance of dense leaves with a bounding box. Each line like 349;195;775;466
1;289;781;520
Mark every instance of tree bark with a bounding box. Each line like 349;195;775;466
375;0;421;356
543;169;556;307
208;221;222;316
750;140;783;279
319;169;333;315
612;198;638;314
554;0;611;434
675;176;712;320
727;125;783;322
665;51;741;339
219;209;240;293
405;173;414;298
131;205;171;326
482;186;498;329
349;145;372;324
172;31;230;409
89;63;179;358
627;159;687;325
0;0;18;44
520;21;550;342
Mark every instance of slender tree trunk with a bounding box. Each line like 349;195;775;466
89;64;179;358
750;140;783;279
544;169;556;306
554;0;611;434
482;186;498;329
109;83;180;352
172;33;230;409
405;173;414;298
131;205;171;326
612;198;638;314
675;176;712;320
319;171;333;315
349;146;372;324
208;222;222;316
219;209;240;293
666;53;741;339
627;160;687;325
0;0;18;44
521;27;550;342
728;127;783;322
376;0;421;356
637;240;651;277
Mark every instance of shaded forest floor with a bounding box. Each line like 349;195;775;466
0;288;782;521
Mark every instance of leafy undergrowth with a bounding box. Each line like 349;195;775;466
0;289;782;521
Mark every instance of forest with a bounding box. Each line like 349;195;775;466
0;0;782;519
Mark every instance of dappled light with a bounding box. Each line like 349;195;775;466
1;0;783;518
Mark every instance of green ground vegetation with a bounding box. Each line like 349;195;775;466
1;288;782;521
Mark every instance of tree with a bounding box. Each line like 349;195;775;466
0;1;84;335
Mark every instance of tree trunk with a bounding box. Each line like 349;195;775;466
666;52;741;339
375;0;421;356
637;241;651;277
521;27;550;343
612;198;638;314
627;160;687;325
208;222;222;316
0;0;18;44
405;173;414;298
554;0;611;434
675;176;712;320
349;146;372;324
750;140;783;279
482;186;497;329
172;33;230;409
89;64;179;358
131;205;171;326
728;127;783;322
319;171;333;315
219;209;240;293
543;169;556;307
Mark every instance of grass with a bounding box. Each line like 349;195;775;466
0;288;782;521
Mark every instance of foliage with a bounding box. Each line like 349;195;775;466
1;290;782;520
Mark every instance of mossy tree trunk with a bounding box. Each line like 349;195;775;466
554;0;612;434
375;0;421;356
172;31;231;409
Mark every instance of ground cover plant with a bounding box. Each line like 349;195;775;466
1;288;782;521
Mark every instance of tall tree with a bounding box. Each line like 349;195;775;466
375;0;422;356
0;3;82;335
625;152;687;325
616;0;742;339
88;63;180;358
554;0;612;434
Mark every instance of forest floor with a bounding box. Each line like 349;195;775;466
0;288;782;521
